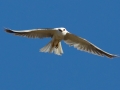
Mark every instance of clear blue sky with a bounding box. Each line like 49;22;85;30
1;0;120;90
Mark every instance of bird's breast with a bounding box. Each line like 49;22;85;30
53;32;64;41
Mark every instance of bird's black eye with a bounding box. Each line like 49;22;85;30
58;29;62;32
63;29;65;31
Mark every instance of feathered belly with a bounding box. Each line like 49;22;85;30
53;33;64;40
52;35;64;48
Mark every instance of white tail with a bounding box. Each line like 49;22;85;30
40;41;63;55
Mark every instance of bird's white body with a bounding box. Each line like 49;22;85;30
5;27;117;58
40;28;68;55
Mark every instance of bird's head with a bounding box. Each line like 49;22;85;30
58;27;68;35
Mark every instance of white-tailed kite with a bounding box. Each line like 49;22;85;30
5;27;117;58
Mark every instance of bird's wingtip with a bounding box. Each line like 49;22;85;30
108;54;119;59
4;28;14;33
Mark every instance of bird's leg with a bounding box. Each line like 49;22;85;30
55;43;59;48
52;40;59;49
51;42;58;48
55;41;60;49
52;43;54;48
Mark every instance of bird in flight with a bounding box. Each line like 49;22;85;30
5;27;117;58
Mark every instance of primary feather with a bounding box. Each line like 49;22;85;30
64;33;117;58
5;28;56;38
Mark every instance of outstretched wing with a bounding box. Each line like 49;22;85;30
5;28;57;38
64;33;117;58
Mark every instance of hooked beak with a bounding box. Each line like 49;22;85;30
58;29;62;32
